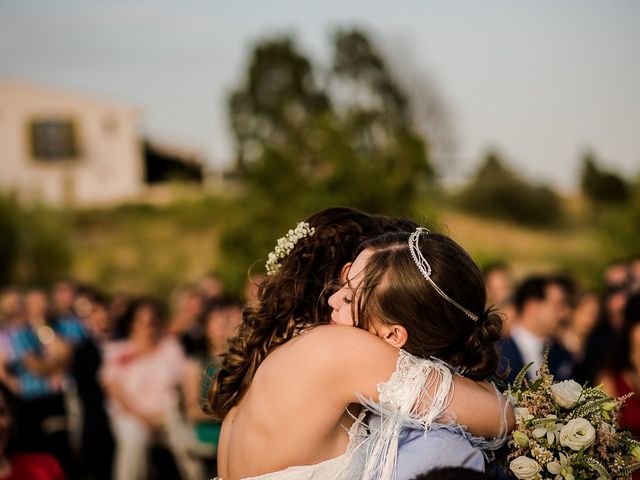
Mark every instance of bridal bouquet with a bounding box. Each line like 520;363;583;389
504;357;640;480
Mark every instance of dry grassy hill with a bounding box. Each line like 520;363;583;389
69;195;604;297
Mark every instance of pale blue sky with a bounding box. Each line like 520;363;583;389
1;0;639;189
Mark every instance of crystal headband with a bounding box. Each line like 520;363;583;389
408;228;479;321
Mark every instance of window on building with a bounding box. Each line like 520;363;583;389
29;118;80;160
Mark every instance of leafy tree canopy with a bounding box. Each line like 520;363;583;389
220;28;437;290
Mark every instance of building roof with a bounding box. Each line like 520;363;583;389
0;78;140;115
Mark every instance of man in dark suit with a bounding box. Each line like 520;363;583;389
499;275;574;385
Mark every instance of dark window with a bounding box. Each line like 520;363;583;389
30;118;80;160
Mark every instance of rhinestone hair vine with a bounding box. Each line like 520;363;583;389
408;227;479;321
265;221;316;275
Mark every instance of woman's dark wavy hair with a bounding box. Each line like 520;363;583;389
353;231;502;381
206;207;417;418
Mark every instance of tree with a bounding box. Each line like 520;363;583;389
219;28;437;291
458;151;562;226
228;37;330;174
600;183;640;260
580;151;630;205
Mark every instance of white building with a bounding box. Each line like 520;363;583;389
0;80;144;206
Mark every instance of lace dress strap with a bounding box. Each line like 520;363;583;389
356;350;455;480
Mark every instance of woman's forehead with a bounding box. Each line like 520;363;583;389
347;248;374;285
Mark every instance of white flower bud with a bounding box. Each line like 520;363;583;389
510;456;542;480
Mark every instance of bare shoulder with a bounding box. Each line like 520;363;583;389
282;325;398;364
286;325;398;366
261;325;400;402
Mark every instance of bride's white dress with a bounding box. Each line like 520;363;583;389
220;350;509;480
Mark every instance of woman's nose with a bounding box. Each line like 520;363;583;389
328;289;342;310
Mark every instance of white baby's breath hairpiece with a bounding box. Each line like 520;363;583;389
265;221;316;275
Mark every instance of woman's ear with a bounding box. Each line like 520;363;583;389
339;262;353;284
383;324;408;349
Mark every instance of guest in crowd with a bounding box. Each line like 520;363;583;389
499;275;574;384
51;280;86;345
168;285;204;357
559;289;600;363
0;383;65;480
598;292;640;438
8;287;76;476
575;275;632;384
603;259;631;290
100;298;197;480
108;292;132;340
198;273;224;302
630;255;640;290
483;262;516;337
70;295;114;480
0;289;22;388
183;296;243;476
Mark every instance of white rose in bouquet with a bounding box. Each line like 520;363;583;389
509;456;542;480
560;418;596;450
550;380;583;408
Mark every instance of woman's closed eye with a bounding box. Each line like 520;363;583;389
343;296;352;305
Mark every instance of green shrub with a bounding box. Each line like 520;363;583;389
0;193;72;287
458;152;562;227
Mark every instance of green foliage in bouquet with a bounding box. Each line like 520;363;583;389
504;352;640;480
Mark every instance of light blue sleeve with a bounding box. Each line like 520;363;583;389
365;413;486;480
395;426;485;480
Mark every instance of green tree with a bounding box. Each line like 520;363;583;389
219;29;436;291
229;36;330;175
580;151;630;205
600;183;640;260
458;151;562;226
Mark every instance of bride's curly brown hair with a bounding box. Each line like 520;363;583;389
205;207;416;418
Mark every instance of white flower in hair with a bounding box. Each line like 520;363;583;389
265;221;316;275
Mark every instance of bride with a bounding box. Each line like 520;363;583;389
208;209;513;479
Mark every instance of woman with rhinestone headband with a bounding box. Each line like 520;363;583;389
208;209;513;479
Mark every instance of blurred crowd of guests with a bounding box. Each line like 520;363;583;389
0;273;261;480
1;254;640;480
489;255;640;440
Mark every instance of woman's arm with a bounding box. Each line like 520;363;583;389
448;376;515;438
298;325;514;439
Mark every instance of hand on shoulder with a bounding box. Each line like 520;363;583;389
448;377;515;439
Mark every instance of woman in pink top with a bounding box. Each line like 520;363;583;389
101;299;197;480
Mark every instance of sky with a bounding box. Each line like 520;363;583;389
1;0;639;190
